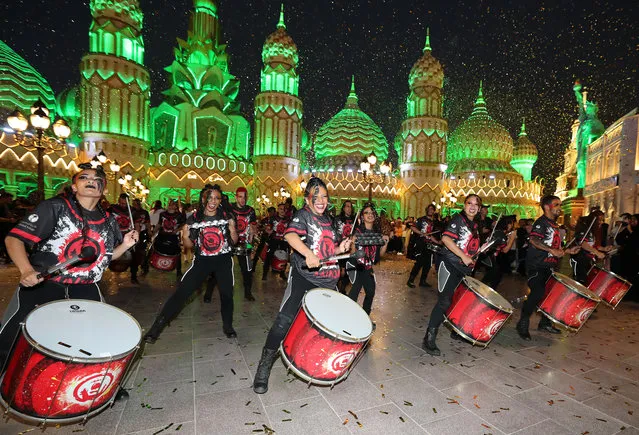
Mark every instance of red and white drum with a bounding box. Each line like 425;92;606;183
445;276;513;347
586;264;632;309
150;234;181;272
271;249;289;272
0;300;141;424
538;272;601;332
281;289;373;386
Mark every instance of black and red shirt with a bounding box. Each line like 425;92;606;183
335;215;355;239
268;215;290;240
108;204;139;234
573;227;596;262
158;211;185;235
527;215;562;270
187;210;233;257
285;206;341;287
8;196;122;284
441;212;480;274
232;203;256;245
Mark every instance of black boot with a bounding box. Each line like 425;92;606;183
144;316;168;344
253;347;278;394
223;324;237;338
516;317;532;341
422;327;441;356
537;316;561;334
407;278;416;288
245;292;255;301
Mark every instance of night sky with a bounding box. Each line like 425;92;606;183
2;0;638;193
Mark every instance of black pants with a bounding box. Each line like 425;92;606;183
521;267;553;323
0;281;103;361
481;254;507;290
205;254;252;298
348;268;376;314
262;239;288;278
428;261;465;329
252;237;267;269
130;235;147;279
570;257;591;285
410;248;433;283
264;268;328;350
157;254;234;327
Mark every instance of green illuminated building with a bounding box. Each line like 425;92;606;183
511;119;538;182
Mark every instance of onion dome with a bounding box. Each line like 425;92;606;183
511;119;538;181
262;4;298;67
408;29;444;90
0;40;57;117
446;81;518;175
314;77;389;170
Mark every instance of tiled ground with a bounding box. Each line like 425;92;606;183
0;254;637;434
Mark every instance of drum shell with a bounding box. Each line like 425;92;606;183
154;234;181;256
271;249;288;272
445;279;512;345
538;273;600;331
1;333;133;422
281;302;367;385
586;265;632;309
150;251;178;272
108;250;132;273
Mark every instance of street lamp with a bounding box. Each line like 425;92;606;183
7;100;71;202
360;152;391;201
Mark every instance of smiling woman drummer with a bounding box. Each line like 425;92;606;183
0;163;139;363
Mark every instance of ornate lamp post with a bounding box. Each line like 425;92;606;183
93;151;121;201
360;152;391;202
7;100;71;201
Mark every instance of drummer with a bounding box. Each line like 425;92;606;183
335;200;356;293
253;177;351;394
109;193;142;284
0;163;138;364
230;187;257;301
261;203;291;281
407;204;441;288
515;195;580;340
144;184;238;342
422;194;482;356
155;199;186;278
570;210;614;284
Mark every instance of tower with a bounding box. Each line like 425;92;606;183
399;29;448;217
253;5;303;202
511;119;538;181
79;0;150;174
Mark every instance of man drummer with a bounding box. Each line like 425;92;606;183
407;204;441;288
109;193;142;284
155;199;186;278
0;164;138;365
230;187;257;301
515;195;581;340
422;194;482;356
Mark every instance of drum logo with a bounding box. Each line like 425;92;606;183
69;305;86;313
328;350;356;373
73;372;114;402
577;306;595;323
488;318;506;337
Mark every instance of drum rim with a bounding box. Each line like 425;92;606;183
461;276;514;313
588;264;633;286
551;272;602;302
22;299;142;363
279;343;350;386
302;288;373;343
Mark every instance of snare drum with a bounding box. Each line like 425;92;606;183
586;264;632;309
150;234;181;272
271;249;288;272
281;289;373;386
0;300;141;424
538;272;601;332
445;276;513;346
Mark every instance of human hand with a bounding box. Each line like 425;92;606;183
550;248;565;258
461;254;474;266
123;230;139;249
305;252;320;268
339;237;352;254
20;269;43;287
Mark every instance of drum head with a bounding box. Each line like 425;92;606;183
24;300;142;360
552;272;601;301
463;276;514;313
304;289;373;341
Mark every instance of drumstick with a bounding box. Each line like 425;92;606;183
487;213;502;243
578;215;598;246
472;239;496;260
349;210;361;236
125;196;135;232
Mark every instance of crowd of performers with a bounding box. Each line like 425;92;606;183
0;163;638;402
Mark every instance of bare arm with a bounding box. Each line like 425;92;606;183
502;232;516;253
442;235;473;266
228;219;239;245
5;236;43;287
530;236;565;258
112;230;139;260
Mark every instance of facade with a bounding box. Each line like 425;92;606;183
0;0;545;219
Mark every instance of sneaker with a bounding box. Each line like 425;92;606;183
397;252;404;255
131;277;140;285
223;327;237;338
406;280;416;288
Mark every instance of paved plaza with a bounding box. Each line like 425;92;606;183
0;254;638;435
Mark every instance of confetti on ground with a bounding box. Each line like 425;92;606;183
404;400;413;406
433;407;437;413
172;388;178;393
481;424;491;429
342;418;349;425
231;369;236;375
300;403;308;408
399;416;405;422
282;418;292;422
349;410;358;419
283;409;291;414
357;421;363;428
245;422;256;425
380;411;389;414
246;400;251;406
474;403;481;409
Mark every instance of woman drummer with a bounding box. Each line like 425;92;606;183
335;200;356;293
422;194;482;356
347;203;389;325
0;163;138;363
253;177;351;394
144;184;238;342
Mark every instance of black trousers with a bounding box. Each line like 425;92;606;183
428;261;465;329
570;257;591;285
481;255;507;290
157;254;234;327
409;248;433;283
521;267;553;323
205;254;252;298
0;281;103;361
348;268;376;315
264;268;328;350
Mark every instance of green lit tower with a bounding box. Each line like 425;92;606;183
253;5;303;200
399;29;448;217
150;0;250;157
511;119;538;181
79;0;150;172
